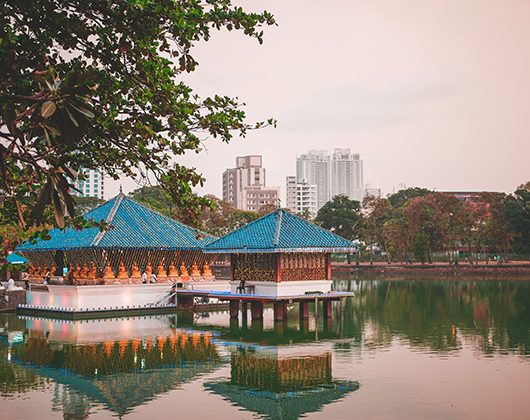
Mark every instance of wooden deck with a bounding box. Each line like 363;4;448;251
176;290;355;321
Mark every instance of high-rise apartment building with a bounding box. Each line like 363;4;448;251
222;155;279;211
331;149;363;203
285;176;317;217
71;168;105;199
296;181;318;217
296;150;330;211
285;176;297;211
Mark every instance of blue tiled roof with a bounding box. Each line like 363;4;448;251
204;209;357;253
17;194;216;251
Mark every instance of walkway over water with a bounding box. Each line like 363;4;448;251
177;290;354;321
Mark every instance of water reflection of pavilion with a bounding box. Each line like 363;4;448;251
14;315;223;418
205;343;359;420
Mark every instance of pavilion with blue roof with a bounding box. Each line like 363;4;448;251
17;193;218;284
204;209;357;296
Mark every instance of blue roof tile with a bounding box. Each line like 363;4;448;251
204;209;357;253
17;194;216;251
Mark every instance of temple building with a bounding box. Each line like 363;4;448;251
204;209;357;296
16;194;218;312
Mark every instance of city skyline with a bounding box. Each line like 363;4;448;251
105;0;530;201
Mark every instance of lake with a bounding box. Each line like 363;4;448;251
1;277;530;419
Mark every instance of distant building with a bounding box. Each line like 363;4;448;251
364;184;382;199
295;181;318;217
442;191;496;203
239;188;280;212
71;168;105;199
331;149;363;203
285;176;297;211
296;150;330;211
222;155;279;212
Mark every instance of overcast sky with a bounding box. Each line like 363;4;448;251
107;0;530;202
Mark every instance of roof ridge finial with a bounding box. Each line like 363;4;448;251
119;184;123;195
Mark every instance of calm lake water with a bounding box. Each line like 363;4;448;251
2;277;530;420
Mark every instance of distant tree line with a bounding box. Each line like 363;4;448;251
315;184;530;264
106;183;530;264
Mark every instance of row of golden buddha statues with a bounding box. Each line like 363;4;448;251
27;261;214;285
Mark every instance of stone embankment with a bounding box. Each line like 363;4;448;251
332;262;530;277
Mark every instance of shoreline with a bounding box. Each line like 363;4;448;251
212;262;530;278
331;261;530;277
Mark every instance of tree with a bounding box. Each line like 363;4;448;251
411;233;429;264
388;187;434;209
198;194;235;237
315;195;362;263
129;185;175;219
75;196;106;216
476;192;511;262
258;203;278;216
362;196;392;263
505;188;530;255
229;210;260;232
315;196;362;240
0;0;275;246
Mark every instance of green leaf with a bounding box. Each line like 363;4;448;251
41;101;56;118
52;189;65;229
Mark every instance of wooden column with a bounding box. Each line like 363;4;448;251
322;300;333;318
251;301;264;320
230;300;239;318
326;253;331;280
273;302;287;322
299;301;310;320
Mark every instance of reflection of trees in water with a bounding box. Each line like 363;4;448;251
336;278;530;357
0;314;51;397
0;355;51;397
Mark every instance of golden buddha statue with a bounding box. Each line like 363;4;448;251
130;262;142;283
157;262;167;278
50;264;56;277
202;263;213;276
74;262;81;278
103;261;115;279
131;262;142;278
81;262;90;278
168;261;179;277
191;261;201;276
117;261;129;279
145;261;153;277
179;262;188;277
90;262;97;278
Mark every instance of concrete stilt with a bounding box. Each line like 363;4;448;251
299;301;310;320
251;301;264;320
273;302;287;322
230;317;239;332
177;295;194;310
230;300;239;318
